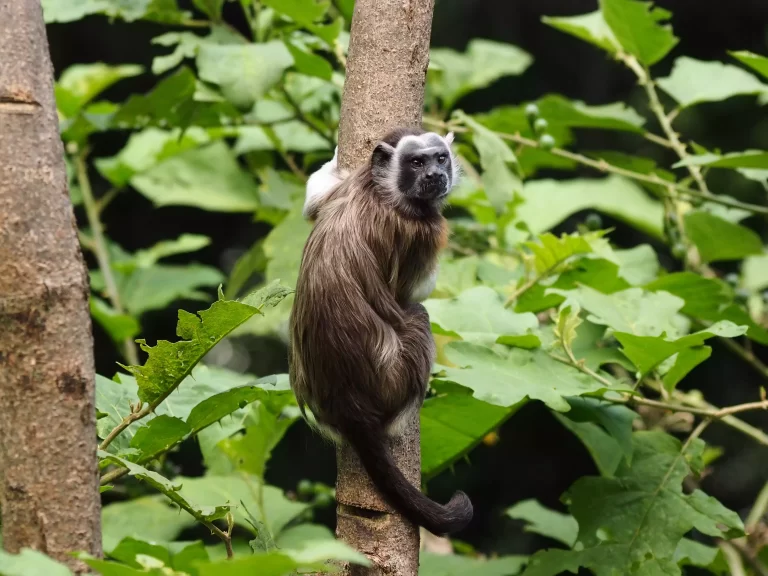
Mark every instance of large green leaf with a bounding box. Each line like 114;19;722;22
657;57;768;108
419;552;527;576
131;141;260;212
516;176;664;239
730;50;768;79
261;0;330;27
551;285;687;337
196;540;370;575
521;432;744;576
90;296;140;343
55;63;143;117
684;211;763;262
436;342;626;412
175;475;308;536
102;496;194;551
600;0;678;66
532;94;645;133
130;415;191;462
506;499;578;547
125;283;291;405
0;549;73;576
457;112;522;210
430;40;532;110
674;150;768;170
197;41;294;110
674;538;729;574
98;452;231;522
41;0;187;24
743;253;768;292
421;381;516;480
233;122;331;154
425;286;538;347
542;10;619;56
614;320;747;376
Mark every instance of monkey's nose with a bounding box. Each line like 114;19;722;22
425;170;437;180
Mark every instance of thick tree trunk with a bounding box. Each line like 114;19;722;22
335;1;436;574
0;0;102;572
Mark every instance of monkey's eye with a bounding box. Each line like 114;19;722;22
411;158;423;168
437;154;447;165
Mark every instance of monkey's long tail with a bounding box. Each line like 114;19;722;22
342;423;473;535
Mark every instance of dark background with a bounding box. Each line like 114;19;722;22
47;0;768;561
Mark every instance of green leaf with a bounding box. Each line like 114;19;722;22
102;496;194;552
218;402;297;479
41;0;187;24
197;540;369;575
130;415;192;461
285;40;333;80
522;232;594;275
614;320;746;376
684;211;763;262
92;263;224;317
437;342;626;412
130;234;212;269
554;413;625;477
600;0;678;66
431;255;480;298
506;499;578;547
674;150;768;170
90;296;140;343
419;553;527;576
744;253;768;292
131;141;260;212
430;40;532;110
197;41;294;110
533;94;645;133
456;111;521;210
551;285;687;337
657;57;768;108
98;452;231;522
192;0;223;19
425;286;538;348
521;432;744;576
674;538;729;574
55;63;143;117
560;397;637;467
421;381;515;480
261;0;330;27
151;32;205;75
645;272;768;345
234;121;331;154
108;537;172;568
175;475;308;536
542;10;619;55
0;549;73;576
516;176;664;239
730;50;768;80
125;284;290;405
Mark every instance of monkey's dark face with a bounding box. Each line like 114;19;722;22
371;131;456;215
397;143;451;201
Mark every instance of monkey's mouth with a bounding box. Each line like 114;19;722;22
420;180;448;200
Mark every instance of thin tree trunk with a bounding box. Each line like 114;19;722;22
0;0;102;572
335;0;436;574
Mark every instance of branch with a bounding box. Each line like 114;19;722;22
75;150;139;365
424;120;768;217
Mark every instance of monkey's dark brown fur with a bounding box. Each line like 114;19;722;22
289;127;473;535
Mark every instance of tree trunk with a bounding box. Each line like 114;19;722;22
335;0;436;574
0;0;102;572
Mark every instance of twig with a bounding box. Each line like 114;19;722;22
549;353;768;445
729;540;768;576
423;119;768;217
504;261;567;307
719;336;768;382
720;541;748;576
98;404;150;452
747;481;768;531
75;150;139;365
205;519;234;559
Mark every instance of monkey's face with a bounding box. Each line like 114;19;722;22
397;143;452;201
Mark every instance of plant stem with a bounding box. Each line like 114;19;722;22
205;521;233;559
98;405;150;452
550;353;768;444
720;541;748;576
75;151;139;365
424;119;768;217
719;336;768;382
747;480;768;531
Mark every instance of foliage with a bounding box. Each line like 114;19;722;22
16;0;768;573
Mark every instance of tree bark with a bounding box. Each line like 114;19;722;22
335;0;436;574
0;0;102;572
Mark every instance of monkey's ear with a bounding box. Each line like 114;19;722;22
371;141;396;168
444;132;455;146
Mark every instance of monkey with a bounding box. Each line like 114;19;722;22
288;127;472;536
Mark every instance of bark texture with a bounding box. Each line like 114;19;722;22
335;0;436;574
0;0;102;571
